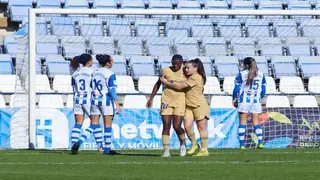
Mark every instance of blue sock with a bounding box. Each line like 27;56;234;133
71;124;82;145
104;127;112;153
254;125;263;145
93;125;103;148
238;124;246;147
78;124;97;145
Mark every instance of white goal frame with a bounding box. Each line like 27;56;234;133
27;9;320;149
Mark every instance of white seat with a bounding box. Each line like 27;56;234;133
36;75;52;93
293;96;318;108
66;94;73;108
53;75;73;93
204;77;223;94
38;95;64;108
265;76;279;94
266;96;290;108
0;94;6;108
210;96;234;108
0;75;20;93
138;76;161;93
117;76;138;94
10;94;28;108
151;95;161;108
279;76;306;94
308;76;320;93
223;76;235;94
123;95;147;108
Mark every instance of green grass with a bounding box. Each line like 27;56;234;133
0;149;320;180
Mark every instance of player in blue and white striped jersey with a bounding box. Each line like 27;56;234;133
91;54;121;155
70;54;95;154
232;57;266;150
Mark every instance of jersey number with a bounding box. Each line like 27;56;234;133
79;79;85;91
250;80;259;90
93;79;103;91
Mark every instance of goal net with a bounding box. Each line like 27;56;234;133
6;9;320;150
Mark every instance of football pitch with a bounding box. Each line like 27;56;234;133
0;149;319;180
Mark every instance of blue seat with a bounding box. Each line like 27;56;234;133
192;24;214;37
131;63;155;79
51;24;75;35
47;61;71;78
219;19;242;37
148;0;172;9
203;37;227;56
37;43;59;57
301;19;320;37
275;20;298;37
177;0;201;9
259;0;284;10
63;43;87;59
206;0;229;10
93;0;117;9
121;0;146;9
79;17;104;36
46;55;66;62
64;0;89;9
175;38;199;56
118;37;144;55
259;38;284;56
37;0;61;8
5;44;17;56
215;56;239;64
187;56;213;76
0;54;11;61
216;63;239;79
109;25;132;37
91;36;115;55
9;6;30;22
287;45;311;56
231;38;256;57
130;55;153;64
110;62;128;75
271;56;297;78
137;24;159;37
232;0;256;10
246;19;271;37
288;0;312;10
37;35;60;43
147;37;172;56
0;61;14;75
299;56;320;78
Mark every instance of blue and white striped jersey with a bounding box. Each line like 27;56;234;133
91;68;117;106
72;67;93;105
234;70;266;103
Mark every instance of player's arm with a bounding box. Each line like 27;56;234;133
108;74;121;114
71;76;76;92
160;76;194;90
146;72;162;108
260;75;267;99
232;73;242;107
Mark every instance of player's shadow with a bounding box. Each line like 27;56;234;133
119;153;160;157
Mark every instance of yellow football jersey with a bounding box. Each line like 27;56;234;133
185;73;207;107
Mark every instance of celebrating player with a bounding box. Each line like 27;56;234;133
232;57;266;149
70;54;95;154
90;54;121;155
146;54;187;157
160;58;210;157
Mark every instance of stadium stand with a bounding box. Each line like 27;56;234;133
0;0;319;108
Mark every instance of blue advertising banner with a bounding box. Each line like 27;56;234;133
0;108;239;149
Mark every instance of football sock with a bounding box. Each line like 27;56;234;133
93;125;103;148
162;135;170;152
254;124;263;145
78;124;97;145
178;134;186;146
71;123;82;145
199;130;208;150
186;130;197;145
238;124;246;147
104;127;112;153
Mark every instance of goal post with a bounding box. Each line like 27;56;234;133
21;8;320;149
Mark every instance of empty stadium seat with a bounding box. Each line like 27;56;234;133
260;38;284;56
36;75;52;93
53;75;72;93
46;55;65;62
10;94;28;108
118;37;144;55
177;0;201;9
37;43;59;57
121;0;146;9
130;56;155;79
138;76;161;93
37;0;62;8
192;23;214;37
0;61;14;74
219;19;242;37
308;76;320;93
246;19;271;37
301;19;320;37
275;20;299;37
288;0;312;10
265;76;279;94
206;0;229;10
293;95;318;108
299;56;320;78
187;56;213;76
93;0;117;9
46;61;71;78
232;0;256;10
271;56;297;79
147;37;172;56
91;36;115;55
175;38;200;56
286;37;311;56
279;76;306;94
259;0;284;10
65;0;89;9
51;17;75;35
109;24;132;37
203;38;227;56
136;20;159;37
266;96;290;108
123;95;147;108
204;76;223;94
148;0;172;9
117;76;138;93
216;63;239;79
249;56;269;76
79;18;104;36
63;43;86;59
38;95;64;108
231;38;256;56
210;96;234;108
9;0;32;22
66;94;73;108
223;76;235;94
0;75;20;93
0;94;6;108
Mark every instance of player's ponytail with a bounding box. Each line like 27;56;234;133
187;58;207;85
71;55;80;70
244;57;258;86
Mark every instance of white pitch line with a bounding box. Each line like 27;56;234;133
0;160;320;165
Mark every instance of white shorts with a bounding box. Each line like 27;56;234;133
73;104;91;115
238;102;262;114
90;104;114;116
